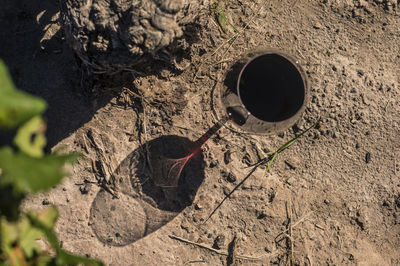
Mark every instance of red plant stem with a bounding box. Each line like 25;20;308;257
191;115;231;155
162;116;231;186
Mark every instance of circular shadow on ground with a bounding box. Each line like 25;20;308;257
89;135;205;246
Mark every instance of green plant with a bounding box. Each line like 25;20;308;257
211;1;240;34
0;60;103;265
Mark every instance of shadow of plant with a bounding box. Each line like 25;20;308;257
89;135;205;246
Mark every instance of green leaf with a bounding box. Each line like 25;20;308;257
0;147;79;194
0;60;46;129
18;217;43;258
263;152;278;178
1;208;59;260
276;119;321;154
19;207;58;258
27;212;104;266
1;218;19;255
0;185;24;221
36;206;58;228
35;254;53;266
14;116;46;158
8;246;26;266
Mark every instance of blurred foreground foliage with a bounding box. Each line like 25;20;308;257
0;60;103;265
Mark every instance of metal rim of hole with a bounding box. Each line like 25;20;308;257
228;49;309;134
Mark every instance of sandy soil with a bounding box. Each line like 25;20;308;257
1;0;400;265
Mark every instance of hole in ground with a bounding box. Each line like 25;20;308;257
238;54;305;122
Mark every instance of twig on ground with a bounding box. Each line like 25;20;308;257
314;224;325;230
290;202;294;265
204;120;320;223
169;235;264;261
204;157;265;223
82;130;119;198
99;180;119;199
183;260;206;265
79;169;119;198
275;211;313;240
136;88;153;176
124;87;151;106
274;202;312;265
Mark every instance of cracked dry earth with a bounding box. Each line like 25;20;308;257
5;0;400;265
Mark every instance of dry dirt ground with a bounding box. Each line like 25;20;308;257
1;0;400;265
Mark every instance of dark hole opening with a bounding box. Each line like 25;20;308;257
238;54;305;122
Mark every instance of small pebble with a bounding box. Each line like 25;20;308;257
209;161;217;168
42;199;50;205
365;152;371;163
80;183;91;194
292;124;300;133
212;234;226;250
313;22;322;29
223;187;231;196
224;150;232;165
226;173;237;183
286;177;294;186
257;211;267;219
284;161;296;170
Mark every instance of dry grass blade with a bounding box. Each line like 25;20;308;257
169;235;264;261
274;203;312;266
183;260;206;265
192;0;268;81
275;211;313;238
291;0;299;7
